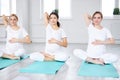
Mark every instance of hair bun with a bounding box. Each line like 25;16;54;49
52;9;58;14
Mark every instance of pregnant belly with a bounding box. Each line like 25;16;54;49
87;45;106;58
45;44;60;53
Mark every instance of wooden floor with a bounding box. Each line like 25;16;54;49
0;43;120;80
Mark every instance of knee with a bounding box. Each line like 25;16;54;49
30;52;44;61
55;53;69;61
102;54;118;63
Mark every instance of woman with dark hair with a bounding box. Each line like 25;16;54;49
73;11;118;65
30;11;68;61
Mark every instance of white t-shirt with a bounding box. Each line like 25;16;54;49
5;25;28;52
45;24;67;53
87;23;113;58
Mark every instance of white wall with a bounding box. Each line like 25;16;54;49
16;0;29;31
15;0;120;44
29;0;45;42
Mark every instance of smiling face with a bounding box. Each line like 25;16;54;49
92;12;103;25
49;14;58;26
92;13;102;25
9;14;18;26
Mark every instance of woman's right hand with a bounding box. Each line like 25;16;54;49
2;15;8;21
44;12;49;17
44;12;49;26
9;38;18;43
84;13;91;26
2;15;9;26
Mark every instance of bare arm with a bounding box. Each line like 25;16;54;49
44;12;49;27
84;13;92;26
56;38;68;47
2;15;9;26
18;35;32;44
48;37;68;47
9;35;32;44
100;38;115;45
92;38;115;45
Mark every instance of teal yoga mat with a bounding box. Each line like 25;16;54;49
0;54;29;70
78;61;119;78
20;61;65;74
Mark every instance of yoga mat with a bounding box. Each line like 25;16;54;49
78;61;119;78
0;54;29;70
20;61;65;74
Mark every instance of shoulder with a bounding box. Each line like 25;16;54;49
58;27;64;31
59;28;66;34
88;22;94;29
6;25;11;30
103;27;110;31
46;24;52;29
46;24;50;27
89;22;93;26
102;27;112;34
47;24;51;27
19;27;28;33
19;26;27;31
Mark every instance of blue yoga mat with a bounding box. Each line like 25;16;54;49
78;61;119;78
20;61;65;74
0;54;29;70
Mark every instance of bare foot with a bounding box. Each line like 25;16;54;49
92;59;104;65
40;51;55;59
44;56;54;61
10;56;20;60
86;57;104;65
2;54;20;60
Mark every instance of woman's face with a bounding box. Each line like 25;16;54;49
92;13;102;25
49;14;58;25
9;16;18;26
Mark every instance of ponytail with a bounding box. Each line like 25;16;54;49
57;21;60;27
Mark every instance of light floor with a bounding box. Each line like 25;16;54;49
0;43;120;80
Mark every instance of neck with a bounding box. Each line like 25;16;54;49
11;24;17;27
94;24;103;30
51;24;59;30
10;25;19;30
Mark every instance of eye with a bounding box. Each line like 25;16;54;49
14;19;16;20
49;17;53;19
93;17;96;19
98;17;101;19
10;19;13;21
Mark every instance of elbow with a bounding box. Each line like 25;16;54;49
64;45;67;47
63;43;68;47
26;40;32;44
109;39;115;44
111;40;115;44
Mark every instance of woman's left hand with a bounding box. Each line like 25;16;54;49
92;40;102;45
48;38;57;44
9;38;18;43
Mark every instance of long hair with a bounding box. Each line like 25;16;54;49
49;12;60;27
